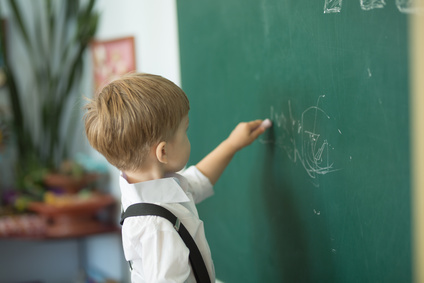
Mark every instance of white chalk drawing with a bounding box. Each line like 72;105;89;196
324;0;421;13
396;0;423;13
367;68;372;78
324;0;342;13
261;95;340;182
360;0;386;10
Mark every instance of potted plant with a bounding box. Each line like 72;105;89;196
2;0;99;206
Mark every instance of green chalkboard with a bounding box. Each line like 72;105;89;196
177;1;411;282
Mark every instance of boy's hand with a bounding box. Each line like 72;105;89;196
196;119;271;185
224;120;267;152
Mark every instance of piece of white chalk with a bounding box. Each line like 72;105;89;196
260;118;272;129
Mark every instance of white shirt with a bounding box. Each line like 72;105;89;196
120;166;216;283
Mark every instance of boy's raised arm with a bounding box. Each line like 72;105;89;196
195;120;268;185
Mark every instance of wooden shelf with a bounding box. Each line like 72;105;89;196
0;193;120;240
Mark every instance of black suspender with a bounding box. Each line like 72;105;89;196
120;203;211;283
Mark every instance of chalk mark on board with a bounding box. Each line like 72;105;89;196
324;0;342;13
314;209;321;215
261;95;341;183
360;0;386;11
323;0;421;13
367;68;372;78
396;0;423;13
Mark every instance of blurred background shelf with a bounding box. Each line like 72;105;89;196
1;193;119;239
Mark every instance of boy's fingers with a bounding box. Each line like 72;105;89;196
251;126;266;140
249;118;272;140
247;120;263;131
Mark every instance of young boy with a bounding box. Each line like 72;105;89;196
84;73;268;282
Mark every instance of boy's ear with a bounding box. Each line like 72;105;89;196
155;141;168;164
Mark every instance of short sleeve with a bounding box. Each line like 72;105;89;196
181;166;214;204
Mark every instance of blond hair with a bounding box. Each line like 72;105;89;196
84;73;190;171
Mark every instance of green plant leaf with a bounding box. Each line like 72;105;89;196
4;0;99;192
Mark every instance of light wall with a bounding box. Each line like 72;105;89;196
95;0;181;84
83;1;181;282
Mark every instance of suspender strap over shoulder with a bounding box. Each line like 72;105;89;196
120;203;211;283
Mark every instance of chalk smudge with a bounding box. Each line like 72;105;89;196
360;0;386;10
396;0;423;13
323;0;420;13
324;0;342;13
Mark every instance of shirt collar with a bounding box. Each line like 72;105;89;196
120;173;190;208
